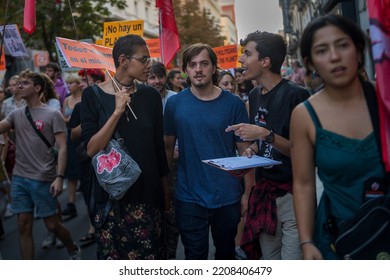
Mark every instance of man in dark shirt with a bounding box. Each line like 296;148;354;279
226;31;310;260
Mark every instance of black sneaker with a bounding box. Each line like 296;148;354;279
62;203;77;217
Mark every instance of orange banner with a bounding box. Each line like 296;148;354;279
213;44;238;69
0;51;5;71
55;37;115;72
34;51;49;67
146;38;160;58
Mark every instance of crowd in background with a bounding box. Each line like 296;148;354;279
0;14;385;261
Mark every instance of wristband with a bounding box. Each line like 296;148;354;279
248;146;257;154
300;240;315;246
56;174;65;179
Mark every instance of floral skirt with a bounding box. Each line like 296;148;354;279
96;202;165;260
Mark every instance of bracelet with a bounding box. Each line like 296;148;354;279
300;240;315;246
56;174;65;179
248;146;257;154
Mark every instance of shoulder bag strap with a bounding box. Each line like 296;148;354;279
91;85;121;140
25;106;52;149
362;81;390;184
362;81;380;148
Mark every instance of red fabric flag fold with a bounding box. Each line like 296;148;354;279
368;0;390;171
23;0;36;35
156;0;180;66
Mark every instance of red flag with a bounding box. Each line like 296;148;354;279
23;0;36;35
368;0;390;171
156;0;180;66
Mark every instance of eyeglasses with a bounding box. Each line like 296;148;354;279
126;55;152;65
18;80;31;86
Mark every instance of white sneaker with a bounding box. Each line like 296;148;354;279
56;238;64;248
41;232;55;249
4;205;13;218
235;246;247;260
69;244;81;260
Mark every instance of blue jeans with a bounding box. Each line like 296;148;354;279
11;175;57;218
175;199;240;260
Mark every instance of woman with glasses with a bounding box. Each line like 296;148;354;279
81;34;169;259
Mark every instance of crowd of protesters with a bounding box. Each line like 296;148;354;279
0;14;386;261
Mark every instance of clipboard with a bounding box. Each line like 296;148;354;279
202;155;282;172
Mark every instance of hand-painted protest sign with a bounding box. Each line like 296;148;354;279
0;24;29;57
213;45;238;69
55;37;115;72
55;42;81;72
146;38;160;58
103;20;144;48
237;45;243;67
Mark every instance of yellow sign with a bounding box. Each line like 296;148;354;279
237;45;243;67
103;20;144;48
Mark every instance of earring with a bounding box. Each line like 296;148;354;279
124;64;128;69
312;70;318;76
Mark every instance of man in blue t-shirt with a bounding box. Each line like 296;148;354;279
164;43;253;260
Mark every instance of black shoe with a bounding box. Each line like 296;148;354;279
62;203;77;217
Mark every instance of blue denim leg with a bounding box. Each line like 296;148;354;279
175;199;209;260
11;175;56;217
210;201;241;260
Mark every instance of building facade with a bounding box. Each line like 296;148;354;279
220;0;238;45
280;0;374;79
107;0;159;38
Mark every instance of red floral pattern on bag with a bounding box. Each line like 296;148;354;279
96;148;121;174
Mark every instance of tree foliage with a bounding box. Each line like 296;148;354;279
1;0;127;61
172;0;225;66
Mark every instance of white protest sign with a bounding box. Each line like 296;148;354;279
0;24;29;57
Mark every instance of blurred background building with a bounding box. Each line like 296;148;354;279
0;0;378;82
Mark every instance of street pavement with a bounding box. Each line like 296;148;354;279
0;190;97;260
0;183;212;260
0;177;322;260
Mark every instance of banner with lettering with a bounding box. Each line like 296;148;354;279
146;38;161;59
0;24;29;57
55;37;115;72
102;20;144;48
213;45;238;69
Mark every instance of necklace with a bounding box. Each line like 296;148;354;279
113;76;134;90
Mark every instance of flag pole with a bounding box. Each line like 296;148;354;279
159;8;165;65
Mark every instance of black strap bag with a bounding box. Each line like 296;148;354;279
333;196;390;259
